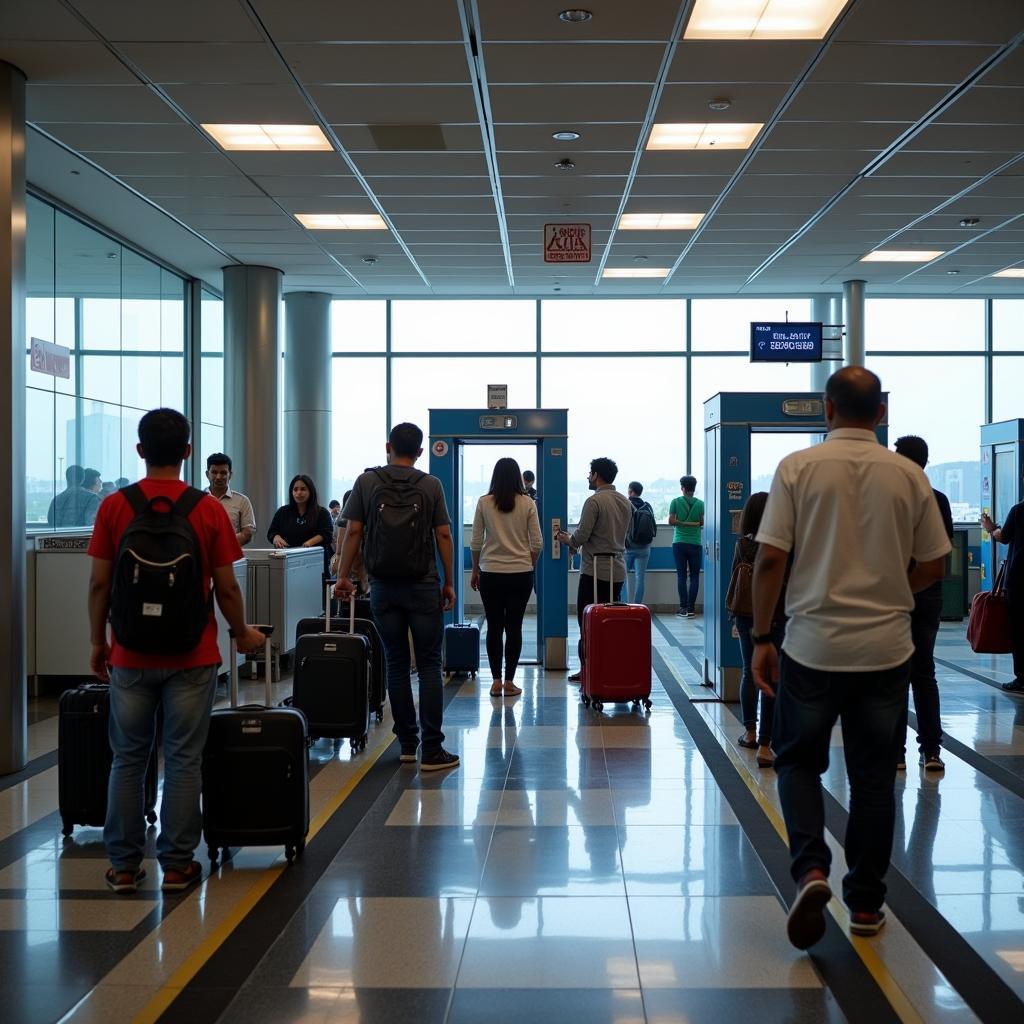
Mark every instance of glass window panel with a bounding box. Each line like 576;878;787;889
200;288;225;463
80;400;126;485
81;353;121;405
332;300;386;352
57;212;121;348
54;297;76;396
201;354;224;428
161;268;185;352
541;299;684;352
26;197;56;394
865;299;984;351
122;354;162;410
26;388;55;527
460;443;539;526
330;357;388;499
82;298;120;351
992;357;1024;422
993;300;1024;351
161;354;185;409
392;300;535;352
691;298;811;352
201;423;224;459
121;249;161;353
121;408;146;483
542;356;685;521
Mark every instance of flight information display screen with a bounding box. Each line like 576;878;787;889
750;322;823;362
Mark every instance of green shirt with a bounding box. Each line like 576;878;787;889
670;495;704;544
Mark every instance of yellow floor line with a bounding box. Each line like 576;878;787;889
131;736;394;1024
658;656;926;1024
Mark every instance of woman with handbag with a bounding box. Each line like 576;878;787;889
727;492;785;768
980;507;1024;693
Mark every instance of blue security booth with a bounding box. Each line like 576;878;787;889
429;409;569;669
980;419;1024;589
703;392;888;701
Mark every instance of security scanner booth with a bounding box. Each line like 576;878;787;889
703;392;888;701
980;419;1024;590
429;409;569;669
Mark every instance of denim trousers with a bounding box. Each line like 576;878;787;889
624;546;651;605
370;579;445;752
898;585;944;757
773;653;910;913
106;664;218;872
672;542;702;611
734;615;782;746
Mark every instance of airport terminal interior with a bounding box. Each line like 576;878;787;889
3;0;1024;1021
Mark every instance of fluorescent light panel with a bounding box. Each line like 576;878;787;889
993;268;1024;278
685;0;847;39
620;213;704;230
860;250;945;263
203;123;332;151
646;123;763;151
295;213;388;230
602;267;670;279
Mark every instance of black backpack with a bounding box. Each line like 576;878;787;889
109;485;210;654
363;468;435;580
627;501;657;547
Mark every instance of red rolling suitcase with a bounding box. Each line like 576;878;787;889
581;554;653;712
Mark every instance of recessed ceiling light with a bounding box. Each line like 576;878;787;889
647;122;763;151
946;269;960;275
860;250;945;263
202;123;332;151
555;158;576;170
707;98;732;111
993;268;1024;278
959;217;980;227
559;9;593;23
552;130;581;142
361;255;378;264
685;0;847;40
295;213;388;230
620;213;704;230
603;267;670;279
633;255;649;263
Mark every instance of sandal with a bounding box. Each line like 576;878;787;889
489;682;503;697
738;735;758;750
503;682;522;696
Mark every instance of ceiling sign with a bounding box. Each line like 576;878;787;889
544;223;591;263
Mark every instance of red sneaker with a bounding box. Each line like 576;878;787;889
105;866;146;894
850;910;886;936
786;869;832;950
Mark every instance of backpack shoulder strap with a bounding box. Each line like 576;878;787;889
172;486;205;519
121;484;148;516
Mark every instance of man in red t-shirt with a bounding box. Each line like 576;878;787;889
88;408;264;895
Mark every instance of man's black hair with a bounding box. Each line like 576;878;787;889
825;366;882;423
114;477;129;489
206;452;232;471
590;457;618;484
137;408;191;467
895;435;928;469
389;422;423;458
65;464;83;486
628;481;643;495
680;475;697;492
328;499;341;509
523;469;535;484
81;468;101;490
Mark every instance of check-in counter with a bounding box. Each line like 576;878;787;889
31;531;94;681
244;547;324;656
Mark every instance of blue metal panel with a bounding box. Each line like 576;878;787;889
980;419;1024;590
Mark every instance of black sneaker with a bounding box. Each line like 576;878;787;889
400;743;419;764
920;752;945;771
675;608;687;617
786;869;832;950
1001;680;1024;694
420;748;460;772
686;610;697;618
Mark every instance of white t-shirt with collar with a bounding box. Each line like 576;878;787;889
756;427;952;672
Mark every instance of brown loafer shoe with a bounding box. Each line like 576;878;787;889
161;861;203;893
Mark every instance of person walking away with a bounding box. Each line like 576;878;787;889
624;481;657;606
470;457;543;697
330;489;369;595
335;422;459;772
204;452;255;547
87;408;265;894
894;435;953;768
728;492;781;770
522;470;538;501
669;476;704;617
556;457;633;683
981;497;1024;694
751;368;950;950
267;474;334;574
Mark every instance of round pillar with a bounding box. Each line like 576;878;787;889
843;279;866;367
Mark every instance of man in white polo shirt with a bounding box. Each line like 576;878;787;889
751;367;951;951
205;453;255;547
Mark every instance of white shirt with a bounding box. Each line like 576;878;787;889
207;486;255;541
471;494;543;573
756;428;952;672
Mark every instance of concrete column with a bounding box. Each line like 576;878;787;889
0;62;27;773
223;265;283;542
843;279;866;367
283;292;332;503
809;294;832;391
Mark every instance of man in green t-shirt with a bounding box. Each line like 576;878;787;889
668;475;704;617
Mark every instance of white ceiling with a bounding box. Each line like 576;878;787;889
3;0;1024;297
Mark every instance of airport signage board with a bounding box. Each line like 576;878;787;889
750;322;823;363
30;337;71;379
544;223;591;263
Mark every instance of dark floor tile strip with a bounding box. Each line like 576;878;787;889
650;647;900;1024
0;750;58;794
935;656;1009;691
651;617;709;682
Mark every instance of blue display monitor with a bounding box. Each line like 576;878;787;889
750;322;823;362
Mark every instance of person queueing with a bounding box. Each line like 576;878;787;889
470;457;543;698
267;474;334;574
669;475;704;617
981;499;1024;694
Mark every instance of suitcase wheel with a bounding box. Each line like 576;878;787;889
208;846;220;866
285;844;296;864
61;821;73;838
592;700;604;712
146;810;158;825
643;699;653;711
581;694;590;707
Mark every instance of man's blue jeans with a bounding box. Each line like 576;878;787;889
672;542;702;612
106;664;218;872
370;579;445;752
624;546;651;605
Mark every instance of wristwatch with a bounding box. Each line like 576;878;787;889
751;633;775;645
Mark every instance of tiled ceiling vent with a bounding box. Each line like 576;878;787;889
367;124;447;151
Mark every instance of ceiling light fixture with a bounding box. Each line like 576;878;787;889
202;123;332;151
295;213;388;230
633;255;649;263
707;98;732;111
559;9;593;23
685;0;847;40
552;130;581;142
361;256;378;264
647;122;763;151
860;250;945;263
959;217;980;227
620;212;704;230
946;269;960;275
993;268;1024;278
603;267;670;279
555;158;576;170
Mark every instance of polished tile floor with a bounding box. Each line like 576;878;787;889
3;616;1023;1022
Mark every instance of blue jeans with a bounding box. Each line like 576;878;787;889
370;579;445;752
624;546;651;605
672;542;702;612
105;664;218;872
735;615;781;745
773;653;910;912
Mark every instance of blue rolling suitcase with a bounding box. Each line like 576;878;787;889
444;622;480;678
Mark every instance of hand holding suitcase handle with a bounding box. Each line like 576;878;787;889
323;582;357;635
228;625;275;708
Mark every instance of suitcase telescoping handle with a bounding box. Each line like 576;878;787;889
590;552;621;606
324;582;357;634
228;625;275;708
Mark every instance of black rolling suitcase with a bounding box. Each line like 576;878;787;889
290;595;371;751
444;622;480;677
202;627;309;866
58;682;158;837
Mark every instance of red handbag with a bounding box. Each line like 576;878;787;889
966;560;1012;654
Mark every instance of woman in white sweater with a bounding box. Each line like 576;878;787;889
471;458;543;697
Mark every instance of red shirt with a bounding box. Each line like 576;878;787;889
88;479;244;669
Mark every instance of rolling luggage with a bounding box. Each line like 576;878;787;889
581;554;653;713
290;595;371;750
444;622;480;677
58;683;159;837
202;626;309;866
